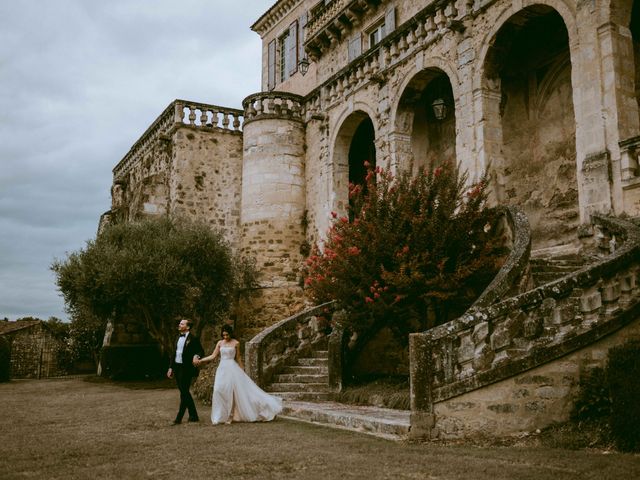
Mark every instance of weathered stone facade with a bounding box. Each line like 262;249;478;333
100;0;640;436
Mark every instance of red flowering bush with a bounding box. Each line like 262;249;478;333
304;162;506;353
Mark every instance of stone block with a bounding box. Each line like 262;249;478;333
472;321;489;345
580;291;602;313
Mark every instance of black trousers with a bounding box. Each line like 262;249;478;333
174;364;198;422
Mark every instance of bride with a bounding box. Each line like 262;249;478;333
194;325;282;424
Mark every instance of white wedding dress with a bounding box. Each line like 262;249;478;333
211;344;283;424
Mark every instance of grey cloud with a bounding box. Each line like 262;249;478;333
0;1;266;320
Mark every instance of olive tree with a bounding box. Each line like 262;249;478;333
52;216;256;355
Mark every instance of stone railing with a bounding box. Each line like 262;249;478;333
242;91;305;125
245;301;335;388
619;135;640;184
472;206;531;308
113;99;243;180
410;214;640;419
305;0;462;110
305;0;351;42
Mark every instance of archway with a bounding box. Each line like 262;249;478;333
395;68;456;173
483;5;578;248
333;111;376;216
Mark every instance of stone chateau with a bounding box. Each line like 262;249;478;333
99;0;640;439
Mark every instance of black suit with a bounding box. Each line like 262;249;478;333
170;332;204;423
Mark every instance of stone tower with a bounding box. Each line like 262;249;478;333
239;92;307;333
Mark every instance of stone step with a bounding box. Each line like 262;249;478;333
275;373;329;383
268;382;330;393
281;365;328;375
311;350;328;358
297;357;328;367
280;400;411;441
273;392;333;401
530;263;581;273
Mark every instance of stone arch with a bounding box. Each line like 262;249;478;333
392;67;457;174
330;108;378;216
389;57;461;174
474;0;578;91
477;3;579;248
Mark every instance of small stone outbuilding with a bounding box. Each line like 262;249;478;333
0;319;66;379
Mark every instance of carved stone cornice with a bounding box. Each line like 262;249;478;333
251;0;303;36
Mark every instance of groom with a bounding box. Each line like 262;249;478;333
167;318;204;425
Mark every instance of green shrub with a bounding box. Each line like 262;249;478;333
607;340;640;452
0;336;10;382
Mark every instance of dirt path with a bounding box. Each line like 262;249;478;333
0;377;638;479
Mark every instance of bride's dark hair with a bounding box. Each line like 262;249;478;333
221;324;234;338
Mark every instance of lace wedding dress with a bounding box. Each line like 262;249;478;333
211;344;283;424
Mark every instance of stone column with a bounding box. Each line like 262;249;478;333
240;92;307;334
572;3;613;221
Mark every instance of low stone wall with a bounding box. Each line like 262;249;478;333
245;302;334;388
409;214;640;439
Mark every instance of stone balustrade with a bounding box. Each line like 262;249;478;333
472;206;531;308
242;91;305;125
305;0;462;110
113;99;243;180
305;0;352;44
245;302;335;388
410;214;640;414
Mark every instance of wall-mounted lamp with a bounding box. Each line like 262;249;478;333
299;57;310;76
432;98;447;121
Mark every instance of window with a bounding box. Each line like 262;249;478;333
366;7;395;50
368;22;385;48
279;21;298;82
267;40;276;90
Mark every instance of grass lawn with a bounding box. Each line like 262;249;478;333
0;377;638;480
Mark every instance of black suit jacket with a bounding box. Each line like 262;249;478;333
170;333;205;378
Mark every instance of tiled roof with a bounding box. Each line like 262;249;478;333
0;319;41;335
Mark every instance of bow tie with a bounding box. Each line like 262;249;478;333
179;334;186;338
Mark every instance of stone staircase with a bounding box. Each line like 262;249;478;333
265;347;411;440
529;253;591;287
279;401;411;441
266;349;332;401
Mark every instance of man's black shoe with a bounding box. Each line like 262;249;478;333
188;418;199;423
171;420;182;426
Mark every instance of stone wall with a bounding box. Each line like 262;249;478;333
409;214;640;439
169;125;243;249
433;315;640;439
4;324;65;379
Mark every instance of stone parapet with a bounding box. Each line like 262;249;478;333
242;91;305;125
245;302;334;387
113;99;243;181
409;214;640;438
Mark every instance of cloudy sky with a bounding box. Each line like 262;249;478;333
0;1;269;321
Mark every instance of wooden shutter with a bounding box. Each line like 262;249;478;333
348;33;362;62
299;12;307;62
288;21;298;76
384;7;396;37
268;39;276;90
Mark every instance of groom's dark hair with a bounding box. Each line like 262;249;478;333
182;318;193;330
